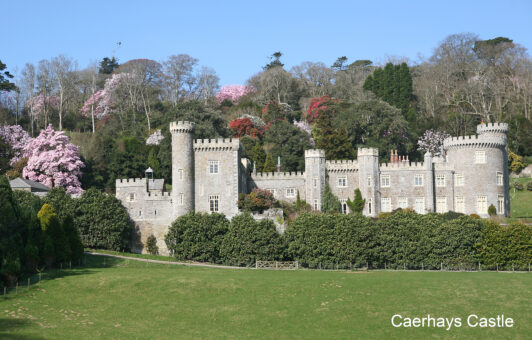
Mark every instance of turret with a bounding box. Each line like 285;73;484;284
305;149;326;211
170;121;195;219
357;148;379;217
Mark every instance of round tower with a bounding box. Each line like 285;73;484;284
170;121;195;219
443;122;509;217
304;149;326;211
357;148;379;217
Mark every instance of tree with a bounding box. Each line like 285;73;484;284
312;99;354;160
248;142;266;171
417;129;451;156
263;153;276;172
263;120;313;171
347;188;365;214
237;188;277;213
43;187;75;223
0;175;23;283
0;60;16;91
37;203;70;265
263;51;284;70
162;54;198;105
0;125;32;166
50;55;77;130
146;234;159;255
23;125;85;194
291;61;333;97
99;57;119;74
331;56;348;71
216;85;255;103
321;182;342;213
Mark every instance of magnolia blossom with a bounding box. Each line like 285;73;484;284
0;125;32;165
146;129;164;145
417;129;451;156
25;94;59;117
23;125;84;194
216;85;255;103
241;114;266;129
80;73;132;119
293;120;315;146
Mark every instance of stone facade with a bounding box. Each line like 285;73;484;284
117;121;510;255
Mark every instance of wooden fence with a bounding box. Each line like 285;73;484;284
255;261;299;270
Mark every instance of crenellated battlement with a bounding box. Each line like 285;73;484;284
305;149;325;158
193;138;241;151
251;171;305;180
326;159;358;172
443;134;507;149
116;178;145;187
380;161;425;170
170;121;195;133
476;122;509;135
357;147;379;157
145;192;172;200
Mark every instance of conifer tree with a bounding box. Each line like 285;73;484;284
263;154;276;172
321;183;342;214
347;188;365;214
313;103;354;160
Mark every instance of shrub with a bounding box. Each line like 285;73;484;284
488;204;497;216
469;214;481;219
75;188;132;251
220;213;285;266
527;181;532;191
513;181;524;190
440;211;465;221
321;183;341;214
347;188;365;214
146;235;159;255
165;212;229;263
37;204;70;266
62;216;84;262
238;188;277;213
43;187;75;223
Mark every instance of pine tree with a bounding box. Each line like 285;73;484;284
249;143;266;171
321;183;342;214
313;103;354;160
263;154;276;172
347;188;365;214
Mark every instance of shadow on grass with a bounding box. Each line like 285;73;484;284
0;318;45;340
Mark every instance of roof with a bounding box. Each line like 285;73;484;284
9;178;50;191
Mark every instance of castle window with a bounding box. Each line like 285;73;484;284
313;199;319;211
496;172;503;186
414;174;423;187
208;160;220;174
497;195;504;215
398;197;408;209
129;193;135;202
436;197;447;213
178;193;184;206
476;195;487;215
138;210;142;217
436;174;446;187
455;196;465;213
367;175;372;187
475;151;486;164
286;188;296;198
414;197;425;214
340;199;348;214
313;177;318;188
337;177;347;188
368;198;372;214
209;195;219;212
381;197;392;212
380;174;390;187
178;169;184;180
455;174;464;186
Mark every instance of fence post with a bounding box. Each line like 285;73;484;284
478;262;481;271
296;261;299;270
384;262;386;270
422;263;424;271
366;262;369;271
497;263;499;272
255;261;258;269
275;261;278;270
512;264;515;272
3;287;6;297
27;278;30;289
403;263;405;271
441;262;443;271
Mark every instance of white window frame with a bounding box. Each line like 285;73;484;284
381;197;392;212
475;151;486;164
436;174;446;187
455;196;465;214
285;188;296;198
367;198;372;214
313;199;319;211
367;175;372;187
337;177;347;188
455;174;464;187
476;195;487;215
208;160;220;174
397;197;408;209
414;197;425;214
497;195;504;215
178;193;184;206
209;195;219;212
414;174;423;187
129;193;135;202
436;197;447;213
496;172;503;186
380;174;390;188
340;199;348;214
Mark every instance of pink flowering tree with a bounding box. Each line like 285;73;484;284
146;129;164;145
293;120;315;146
216;85;255;103
417;129;451;156
23;125;85;194
0;125;32;165
25;94;59;130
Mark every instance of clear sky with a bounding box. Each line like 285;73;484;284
3;0;532;85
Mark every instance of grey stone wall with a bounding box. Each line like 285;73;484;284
250;172;306;202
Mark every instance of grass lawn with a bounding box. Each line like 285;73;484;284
1;255;530;339
509;177;532;222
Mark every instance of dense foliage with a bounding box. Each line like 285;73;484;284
238;188;277;213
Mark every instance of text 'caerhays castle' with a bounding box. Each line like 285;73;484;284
116;121;510;255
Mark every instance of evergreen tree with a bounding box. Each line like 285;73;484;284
0;60;16;91
263;154;276;172
347;188;365;214
0;175;23;284
37;204;70;266
99;57;119;74
321;183;342;214
249;142;266;171
313;103;354;160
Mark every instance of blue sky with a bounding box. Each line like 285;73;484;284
3;0;531;85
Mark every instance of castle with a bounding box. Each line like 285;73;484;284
116;121;510;255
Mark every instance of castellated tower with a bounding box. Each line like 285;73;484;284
443;122;509;217
305;149;326;211
170;121;195;219
357;148;379;217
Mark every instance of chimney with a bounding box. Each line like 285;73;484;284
390;150;394;163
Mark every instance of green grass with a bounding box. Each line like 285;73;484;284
1;255;530;339
509;177;532;222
